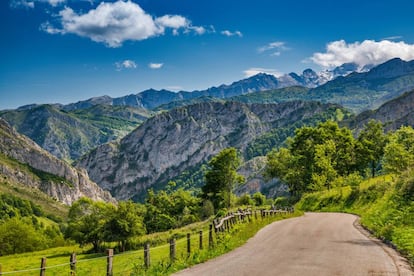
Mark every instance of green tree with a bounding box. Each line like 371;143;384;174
265;121;357;196
0;217;46;255
65;198;112;252
104;201;145;252
383;126;414;174
202;148;245;209
311;140;338;190
252;192;266;206
355;120;387;177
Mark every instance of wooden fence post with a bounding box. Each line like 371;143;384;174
70;252;76;275
199;230;203;250
144;243;150;268
209;224;213;248
106;249;113;276
40;257;46;276
187;233;191;256
170;239;176;262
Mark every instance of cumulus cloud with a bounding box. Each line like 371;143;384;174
310;39;414;68
41;0;206;47
221;30;243;37
148;63;163;69
243;68;282;78
115;60;137;71
258;41;289;56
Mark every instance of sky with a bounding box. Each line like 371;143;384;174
2;0;414;110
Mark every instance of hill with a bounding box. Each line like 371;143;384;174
0;104;151;161
344;89;414;132
0;118;115;205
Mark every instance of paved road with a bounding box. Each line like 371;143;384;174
174;213;412;276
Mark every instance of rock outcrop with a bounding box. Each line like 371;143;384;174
0;118;115;205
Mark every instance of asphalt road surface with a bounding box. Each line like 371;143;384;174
173;213;413;276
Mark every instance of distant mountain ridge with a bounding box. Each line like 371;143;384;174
0;104;151;161
40;63;361;112
345;88;414;132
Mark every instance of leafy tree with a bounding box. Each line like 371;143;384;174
65;198;112;252
144;189;200;233
104;201;145;252
252;192;266;206
237;194;254;206
200;200;215;219
356;120;387;177
383;126;414;174
202;148;245;209
0;217;46;255
265;121;357;196
311;140;338;190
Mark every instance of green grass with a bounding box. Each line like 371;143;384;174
0;210;301;275
296;174;414;265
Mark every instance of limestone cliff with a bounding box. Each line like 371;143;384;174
0;119;115;205
78;101;343;200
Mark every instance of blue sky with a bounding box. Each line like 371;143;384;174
2;0;414;110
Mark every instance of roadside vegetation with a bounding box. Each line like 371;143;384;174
265;120;414;264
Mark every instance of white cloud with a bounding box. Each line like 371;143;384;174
221;30;243;37
155;15;189;30
10;0;65;8
310;39;414;68
10;0;35;9
243;68;283;78
41;0;207;47
148;63;163;69
46;0;65;7
115;60;137;71
258;41;288;56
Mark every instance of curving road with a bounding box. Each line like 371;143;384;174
173;213;413;276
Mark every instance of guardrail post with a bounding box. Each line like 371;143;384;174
170;239;176;262
70;252;76;275
199;230;203;250
144;243;150;268
40;257;46;276
106;249;113;276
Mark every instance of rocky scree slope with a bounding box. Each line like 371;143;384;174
0;118;114;205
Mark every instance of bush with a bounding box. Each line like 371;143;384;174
237;194;254;206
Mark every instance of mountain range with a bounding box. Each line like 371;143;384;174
19;61;361;112
2;57;414;203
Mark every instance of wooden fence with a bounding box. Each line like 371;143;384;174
0;207;294;275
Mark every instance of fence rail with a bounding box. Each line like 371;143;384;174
0;207;294;275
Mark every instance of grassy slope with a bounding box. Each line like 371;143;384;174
296;174;414;264
0;210;300;275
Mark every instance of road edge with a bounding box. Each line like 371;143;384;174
353;216;413;276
